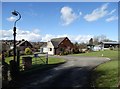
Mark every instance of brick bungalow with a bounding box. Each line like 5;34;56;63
40;37;74;55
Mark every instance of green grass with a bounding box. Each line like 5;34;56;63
5;55;65;64
74;50;119;88
5;55;66;71
92;61;118;88
74;50;118;60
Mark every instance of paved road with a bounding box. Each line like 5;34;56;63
19;55;110;89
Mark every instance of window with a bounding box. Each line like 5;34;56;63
50;48;52;51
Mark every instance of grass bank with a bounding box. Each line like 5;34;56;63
92;60;118;88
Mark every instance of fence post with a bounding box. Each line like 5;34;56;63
46;52;48;64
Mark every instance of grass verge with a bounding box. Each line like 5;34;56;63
92;60;118;88
74;50;119;88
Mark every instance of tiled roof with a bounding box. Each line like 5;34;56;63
51;37;67;48
40;42;47;47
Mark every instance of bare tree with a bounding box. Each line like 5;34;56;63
93;36;99;45
98;34;107;42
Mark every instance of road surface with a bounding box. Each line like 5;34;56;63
17;55;110;89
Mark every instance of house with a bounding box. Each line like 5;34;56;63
40;37;74;55
0;41;10;52
40;42;47;53
100;41;119;50
16;40;33;51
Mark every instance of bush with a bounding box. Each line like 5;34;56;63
73;48;80;54
24;47;32;55
63;51;69;55
8;49;13;57
4;51;9;57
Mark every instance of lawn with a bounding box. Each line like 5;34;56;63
4;55;66;71
92;60;118;88
74;50;119;88
73;50;118;60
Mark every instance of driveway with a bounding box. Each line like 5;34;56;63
18;55;110;89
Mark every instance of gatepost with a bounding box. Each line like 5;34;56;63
46;52;48;64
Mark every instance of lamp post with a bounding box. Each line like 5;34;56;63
12;10;21;61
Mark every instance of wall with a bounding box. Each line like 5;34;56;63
56;38;74;55
47;41;54;55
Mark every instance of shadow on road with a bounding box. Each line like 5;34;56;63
38;66;94;89
9;66;94;89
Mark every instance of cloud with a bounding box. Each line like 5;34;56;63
41;34;93;43
106;16;118;22
60;6;79;26
41;34;55;42
1;29;41;42
79;12;82;16
7;16;17;22
0;30;13;39
84;3;109;22
1;29;93;43
108;9;116;15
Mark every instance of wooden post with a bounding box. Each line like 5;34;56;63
46;52;48;64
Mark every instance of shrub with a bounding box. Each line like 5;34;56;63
24;47;32;55
63;51;69;55
4;51;9;57
73;48;80;54
8;49;13;57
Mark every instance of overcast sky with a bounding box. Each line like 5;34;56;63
1;2;118;43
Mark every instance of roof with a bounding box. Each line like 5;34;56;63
17;40;26;46
17;40;33;47
51;37;67;48
101;41;119;45
40;42;47;47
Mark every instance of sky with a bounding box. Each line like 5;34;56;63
1;2;118;43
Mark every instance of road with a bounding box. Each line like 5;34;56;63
18;55;110;89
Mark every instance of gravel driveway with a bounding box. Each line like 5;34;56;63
19;55;110;89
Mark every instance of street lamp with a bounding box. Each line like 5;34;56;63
12;10;21;61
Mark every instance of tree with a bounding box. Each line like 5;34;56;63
89;38;93;45
73;42;80;54
24;47;32;55
99;34;107;42
93;36;99;45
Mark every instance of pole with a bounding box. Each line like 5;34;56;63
17;50;20;71
13;27;16;61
